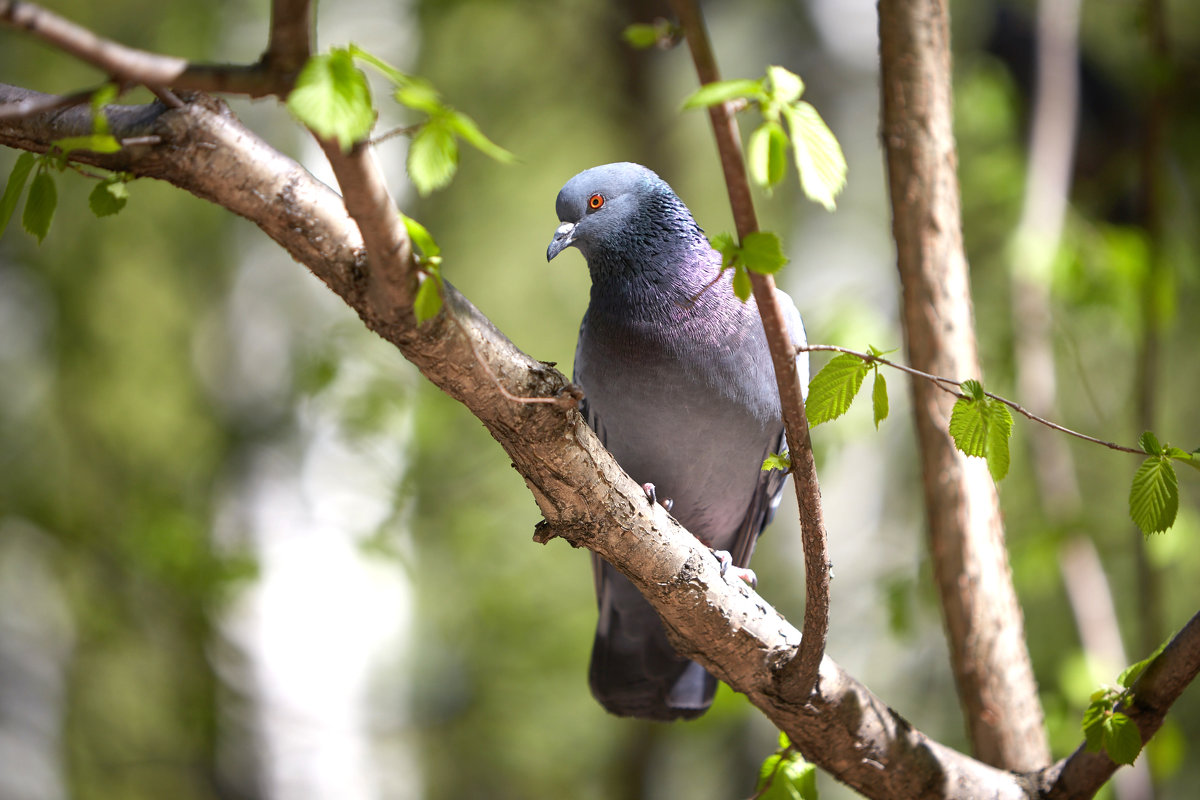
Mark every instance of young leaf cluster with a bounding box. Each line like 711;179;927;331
710;230;787;301
1081;642;1167;766
400;212;444;323
803;345;1196;534
2;156;131;245
287;46;514;194
762;451;792;472
2;84;134;243
1130;431;1197;534
804;347;890;430
683;65;847;210
948;379;1014;482
754;733;817;800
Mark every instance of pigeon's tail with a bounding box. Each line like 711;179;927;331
589;559;718;721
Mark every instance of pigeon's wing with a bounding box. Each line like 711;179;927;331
727;429;788;567
728;288;808;568
587;557;715;720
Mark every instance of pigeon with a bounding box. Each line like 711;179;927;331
546;162;808;721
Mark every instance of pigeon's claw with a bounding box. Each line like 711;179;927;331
641;483;674;512
711;549;757;588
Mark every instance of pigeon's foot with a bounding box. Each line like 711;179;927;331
641;483;674;513
711;549;757;588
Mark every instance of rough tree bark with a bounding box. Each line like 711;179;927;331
878;0;1052;771
2;1;1198;797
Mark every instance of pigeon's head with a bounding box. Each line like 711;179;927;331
546;162;702;265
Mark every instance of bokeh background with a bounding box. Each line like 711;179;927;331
1;1;1199;798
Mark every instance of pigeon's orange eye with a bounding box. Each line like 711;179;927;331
588;193;605;210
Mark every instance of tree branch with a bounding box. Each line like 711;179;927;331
264;0;312;74
799;344;1145;456
0;1;297;97
879;0;1051;770
1039;609;1200;798
669;0;830;701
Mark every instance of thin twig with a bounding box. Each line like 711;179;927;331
671;0;830;700
0;1;293;98
799;343;1146;456
369;124;420;146
0;84;96;120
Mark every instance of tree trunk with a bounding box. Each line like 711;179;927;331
878;0;1051;771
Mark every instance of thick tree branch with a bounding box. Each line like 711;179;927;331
669;0;830;700
1039;609;1200;798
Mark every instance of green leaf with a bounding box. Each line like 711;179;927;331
681;78;764;110
741;230;788;274
413;272;443;324
622;23;660;49
805;352;870;426
1119;639;1169;689
762;452;791;472
448;111;516;163
89;83;119;137
948;385;1013;481
88;178;128;217
1177;450;1200;472
767;65;805;104
950;397;986;458
22;170;56;243
1082;698;1112;754
351;42;442;114
983;401;1013;481
399;212;440;260
756;752;817;800
748;120;789;191
287;49;375;152
1;151;36;236
782;101;847;212
732;264;752;302
408;117;459;195
52;134;122;154
1129;456;1178;534
1104;712;1143;765
710;232;737;270
1139;430;1163;455
348;44;409;87
872;370;889;429
392;76;445;115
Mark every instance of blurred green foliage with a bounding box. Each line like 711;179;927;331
1;1;1199;799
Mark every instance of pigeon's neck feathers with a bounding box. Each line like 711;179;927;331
583;187;716;302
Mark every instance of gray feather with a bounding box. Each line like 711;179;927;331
548;162;807;721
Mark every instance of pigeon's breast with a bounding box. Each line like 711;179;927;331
575;306;781;547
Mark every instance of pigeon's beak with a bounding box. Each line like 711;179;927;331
546;222;577;262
